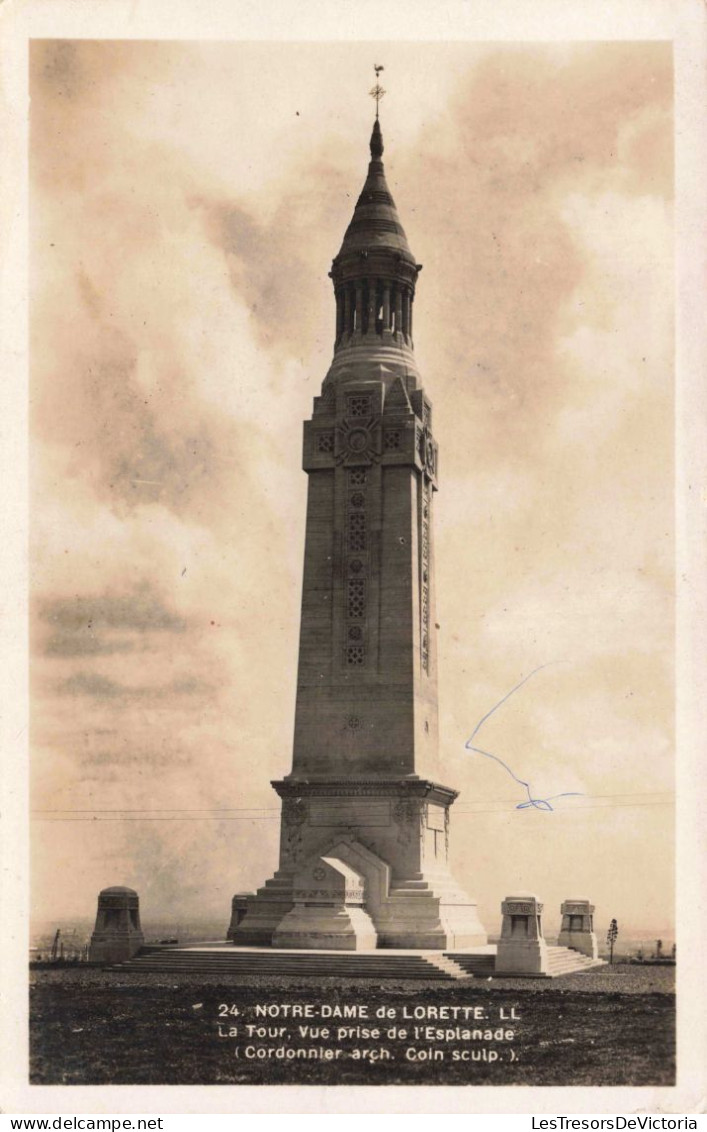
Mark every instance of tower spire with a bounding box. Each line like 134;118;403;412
370;117;383;160
327;66;422;384
369;63;385;121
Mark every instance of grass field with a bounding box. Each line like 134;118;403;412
30;964;674;1087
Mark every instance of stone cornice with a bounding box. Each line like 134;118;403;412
272;777;459;807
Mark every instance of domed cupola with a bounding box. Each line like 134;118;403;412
326;118;422;384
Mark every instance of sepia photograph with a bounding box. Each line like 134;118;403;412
1;1;704;1114
25;35;679;1090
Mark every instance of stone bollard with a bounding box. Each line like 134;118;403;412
558;898;598;958
88;886;145;963
227;894;253;942
495;893;549;976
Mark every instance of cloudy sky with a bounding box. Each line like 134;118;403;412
30;40;673;937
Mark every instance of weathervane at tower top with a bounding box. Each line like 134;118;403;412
369;63;386;119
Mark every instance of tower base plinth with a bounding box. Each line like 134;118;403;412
231;781;487;951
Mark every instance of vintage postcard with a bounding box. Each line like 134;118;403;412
1;0;705;1117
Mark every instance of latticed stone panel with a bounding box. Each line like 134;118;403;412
420;481;431;673
343;463;369;665
347;393;373;419
348;511;366;552
347;578;366;619
384;429;402;450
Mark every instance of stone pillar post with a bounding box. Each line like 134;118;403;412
495;893;549;976
88;886;145;963
395;287;403;339
383;282;391;331
557;898;598;959
227;893;253;942
367;278;376;333
335;290;344;343
343;288;352;337
354;282;363;335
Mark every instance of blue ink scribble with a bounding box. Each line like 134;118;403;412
465;664;583;812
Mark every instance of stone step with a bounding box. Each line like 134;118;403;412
135;950;441;963
125;960;450;970
125;957;445;967
115;967;454;979
545;945;606;976
111;949;462;979
444;953;496;977
119;966;453;975
389;882;473;900
131;947;601;980
548;954;598;966
118;957;433;965
118;967;454;978
422;954;473;979
549;956;597;967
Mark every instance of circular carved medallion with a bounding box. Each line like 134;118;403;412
348;428;369;453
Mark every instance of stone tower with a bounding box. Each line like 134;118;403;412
231;117;487;950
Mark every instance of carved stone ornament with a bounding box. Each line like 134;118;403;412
283;798;308;826
336;417;382;466
282;797;309;864
418;426;437;478
294;886;364;902
393;799;423;847
317;431;335;454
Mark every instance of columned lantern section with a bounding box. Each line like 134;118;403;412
231;117;487;951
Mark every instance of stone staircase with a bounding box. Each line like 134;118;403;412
444;952;497;978
111;946;464;980
423;953;474;979
111;942;604;980
545;946;605;977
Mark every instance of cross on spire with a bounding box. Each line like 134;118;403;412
369;63;385;119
